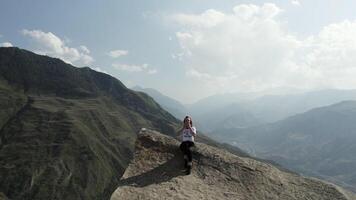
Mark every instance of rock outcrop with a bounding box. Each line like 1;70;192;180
111;129;356;200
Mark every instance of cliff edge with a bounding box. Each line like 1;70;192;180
111;129;356;200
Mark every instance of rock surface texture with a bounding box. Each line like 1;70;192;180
111;129;356;200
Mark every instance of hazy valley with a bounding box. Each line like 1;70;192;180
138;86;356;193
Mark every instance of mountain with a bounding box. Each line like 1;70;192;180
131;86;187;119
217;101;356;192
186;87;307;118
187;89;356;132
129;88;356;133
186;92;258;117
4;47;354;199
0;47;250;199
111;129;356;200
0;47;180;200
246;89;356;123
195;103;261;131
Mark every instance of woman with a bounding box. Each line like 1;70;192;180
178;116;197;175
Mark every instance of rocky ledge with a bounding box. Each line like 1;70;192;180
111;129;356;200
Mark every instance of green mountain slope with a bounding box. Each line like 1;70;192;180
0;47;179;200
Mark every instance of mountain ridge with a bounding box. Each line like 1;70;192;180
216;100;356;192
0;47;180;199
0;47;250;199
2;47;355;199
132;86;188;119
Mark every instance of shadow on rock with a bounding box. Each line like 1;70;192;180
118;153;187;187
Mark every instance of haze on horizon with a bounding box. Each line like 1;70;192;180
2;0;356;103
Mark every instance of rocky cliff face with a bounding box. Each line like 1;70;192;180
111;129;356;200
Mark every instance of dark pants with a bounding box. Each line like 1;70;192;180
179;141;194;162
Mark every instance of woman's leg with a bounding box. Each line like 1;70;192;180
186;142;194;162
185;142;194;174
180;142;194;161
180;142;188;167
179;142;185;152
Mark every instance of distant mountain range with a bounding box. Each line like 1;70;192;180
196;89;356;132
134;86;356;133
131;86;188;119
215;101;356;192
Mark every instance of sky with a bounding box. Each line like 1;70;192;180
2;0;356;103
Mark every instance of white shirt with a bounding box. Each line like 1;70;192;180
182;127;196;142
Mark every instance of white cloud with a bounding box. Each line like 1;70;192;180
233;3;282;19
79;45;90;54
0;42;13;47
113;63;146;72
108;49;128;58
22;29;94;65
147;69;158;74
112;63;157;74
186;69;212;79
303;20;356;88
291;0;301;6
171;3;356;94
172;9;226;28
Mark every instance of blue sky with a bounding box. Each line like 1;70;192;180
2;0;356;103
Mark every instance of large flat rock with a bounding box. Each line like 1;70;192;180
111;129;356;200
